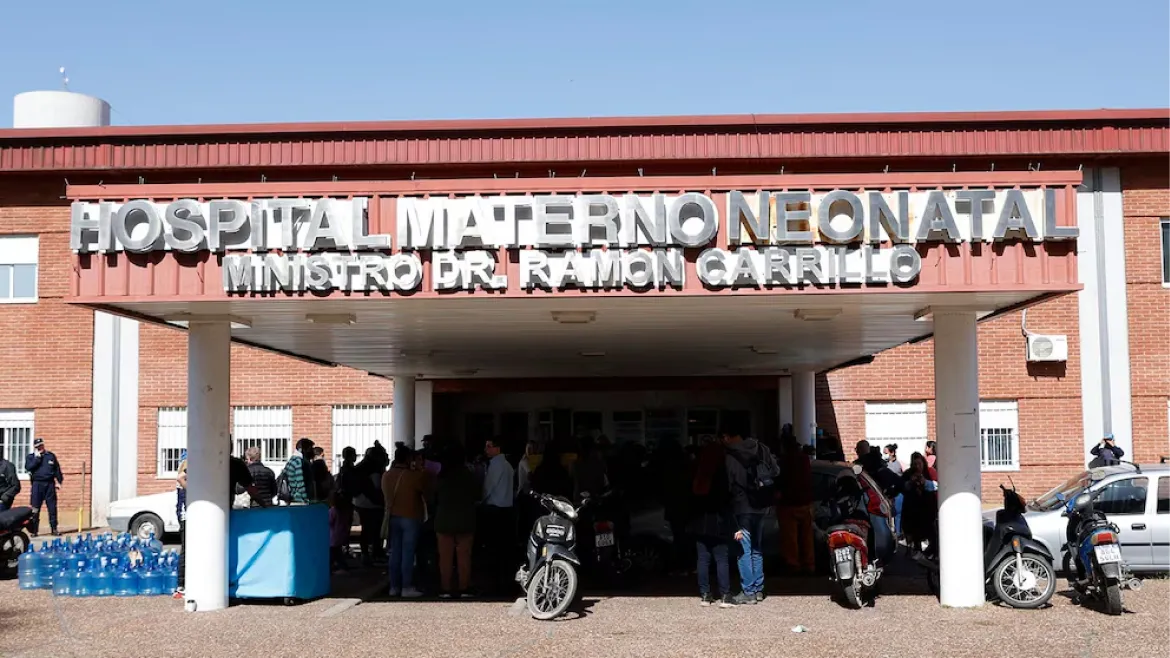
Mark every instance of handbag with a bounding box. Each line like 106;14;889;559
276;470;293;504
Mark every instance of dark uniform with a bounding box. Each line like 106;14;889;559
25;440;64;535
0;456;21;512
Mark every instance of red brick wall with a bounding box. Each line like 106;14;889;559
1122;164;1170;465
135;323;392;495
819;294;1084;497
0;202;94;523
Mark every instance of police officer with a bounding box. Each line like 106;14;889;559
0;452;20;512
25;437;63;536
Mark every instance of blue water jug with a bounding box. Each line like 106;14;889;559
114;561;139;597
51;565;73;596
91;559;114;597
71;562;92;597
41;542;60;587
139;561;164;596
147;532;164;556
17;544;43;590
164;555;179;593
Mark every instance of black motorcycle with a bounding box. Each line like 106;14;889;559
516;492;585;620
916;483;1056;608
0;506;34;577
1062;485;1141;615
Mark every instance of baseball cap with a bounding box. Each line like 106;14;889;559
1104;433;1115;441
33;437;44;447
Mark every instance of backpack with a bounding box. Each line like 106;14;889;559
744;445;779;509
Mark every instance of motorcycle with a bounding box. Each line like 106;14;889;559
516;491;585;620
576;490;633;584
1062;485;1141;615
824;466;884;608
0;506;34;576
916;482;1056;609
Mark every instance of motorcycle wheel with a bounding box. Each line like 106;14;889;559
992;553;1056;609
840;578;863;609
1;531;29;574
1103;582;1123;616
526;561;578;621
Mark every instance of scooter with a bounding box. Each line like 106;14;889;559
1062;486;1141;615
0;506;34;576
576;490;632;585
824;466;883;608
916;482;1056;608
516;491;585;620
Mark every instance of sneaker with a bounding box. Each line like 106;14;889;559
438;592;452;599
719;594;736;609
388;588;401;598
755;591;766;603
402;588;424;599
732;592;757;605
459;592;476;599
171;588;185;600
700;593;715;607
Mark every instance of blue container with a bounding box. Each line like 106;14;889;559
164;555;179;593
146;533;164;556
17;544;44;590
40;542;60;587
71;562;92;597
91;560;114;597
114;562;139;597
229;504;330;601
139;562;165;596
51;566;73;596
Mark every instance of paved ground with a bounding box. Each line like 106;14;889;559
1;572;1166;658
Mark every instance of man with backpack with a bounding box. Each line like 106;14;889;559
722;427;780;605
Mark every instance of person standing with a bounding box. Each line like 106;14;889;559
173;451;188;599
0;452;21;512
353;444;389;565
1089;434;1125;467
481;438;515;595
722;427;779;605
883;444;904;475
25;438;63;536
776;433;816;576
924;441;938;471
240;447;276;507
382;446;428;598
435;450;478;599
687;440;734;608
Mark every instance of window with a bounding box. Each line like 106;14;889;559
1161;219;1169;286
331;405;391;473
865;402;928;464
233;406;293;472
612;411;644;444
1156;477;1168;515
1094;477;1149;516
0;410;34;476
979;400;1020;471
156;407;187;477
0;236;38;303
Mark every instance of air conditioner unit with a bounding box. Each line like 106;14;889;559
1026;334;1068;362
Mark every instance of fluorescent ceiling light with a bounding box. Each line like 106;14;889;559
453;368;479;376
580;351;606;357
306;313;356;325
794;309;841;322
551;311;597;324
164;314;252;330
750;346;778;355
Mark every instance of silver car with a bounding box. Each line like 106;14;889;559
983;463;1170;574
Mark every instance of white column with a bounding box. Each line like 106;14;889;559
414;380;433;447
777;377;794;433
392;376;417;449
792;370;816;446
89;312;140;528
184;321;231;613
933;310;984;608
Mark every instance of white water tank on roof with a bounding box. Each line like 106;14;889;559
13;90;110;128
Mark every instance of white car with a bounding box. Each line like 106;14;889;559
107;491;260;541
107;491;182;541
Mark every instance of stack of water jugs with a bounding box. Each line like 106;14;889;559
17;532;180;597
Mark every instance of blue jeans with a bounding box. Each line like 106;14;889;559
388;516;421;593
695;540;730;597
735;513;765;595
893;493;904;536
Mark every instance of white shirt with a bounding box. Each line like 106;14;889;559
482;453;515;508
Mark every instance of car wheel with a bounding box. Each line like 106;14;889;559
130;513;164;542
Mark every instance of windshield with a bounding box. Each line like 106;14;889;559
1030;471;1092;512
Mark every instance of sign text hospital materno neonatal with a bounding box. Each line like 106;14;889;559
70;189;1078;293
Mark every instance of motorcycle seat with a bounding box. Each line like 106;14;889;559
826;523;864;536
0;506;33;532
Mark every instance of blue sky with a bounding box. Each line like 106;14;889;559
1;0;1167;126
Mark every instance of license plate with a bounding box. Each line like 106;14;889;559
595;532;615;547
1094;544;1121;563
834;547;852;562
